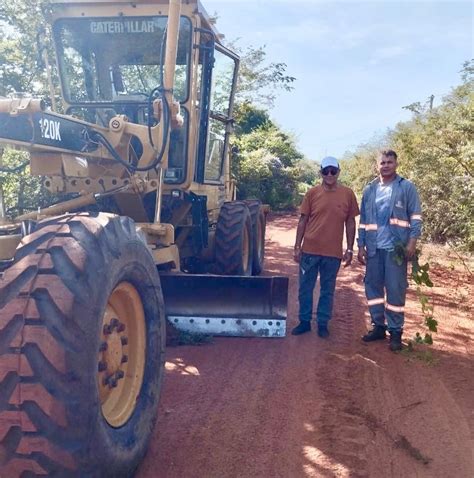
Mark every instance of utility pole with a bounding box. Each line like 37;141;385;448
429;94;434;111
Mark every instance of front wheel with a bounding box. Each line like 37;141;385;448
0;213;165;477
215;202;253;276
244;200;266;275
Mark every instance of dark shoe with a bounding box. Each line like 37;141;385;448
362;325;386;342
291;321;311;335
389;330;403;352
317;324;329;338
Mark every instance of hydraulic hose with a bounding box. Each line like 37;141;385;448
88;21;172;173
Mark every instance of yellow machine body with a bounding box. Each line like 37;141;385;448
0;0;288;336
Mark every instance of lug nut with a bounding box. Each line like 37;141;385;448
103;324;112;335
99;342;108;352
98;361;107;372
102;375;110;386
110;378;118;388
116;370;125;379
117;322;126;333
110;318;119;329
121;355;128;364
121;336;128;346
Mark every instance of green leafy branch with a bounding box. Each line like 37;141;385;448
393;243;437;345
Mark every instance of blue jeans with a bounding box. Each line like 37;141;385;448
298;253;341;325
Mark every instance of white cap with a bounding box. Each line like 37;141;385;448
321;156;339;169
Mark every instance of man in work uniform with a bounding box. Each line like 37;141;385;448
292;156;359;338
357;149;422;351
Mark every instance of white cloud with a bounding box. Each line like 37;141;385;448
239;17;379;53
369;45;409;65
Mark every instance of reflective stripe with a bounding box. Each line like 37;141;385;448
389;218;410;228
359;223;378;231
386;303;405;313
367;298;385;306
411;214;422;221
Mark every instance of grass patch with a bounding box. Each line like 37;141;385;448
400;342;439;365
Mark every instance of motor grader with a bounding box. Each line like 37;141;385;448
0;0;288;476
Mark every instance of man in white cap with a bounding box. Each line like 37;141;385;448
292;156;359;337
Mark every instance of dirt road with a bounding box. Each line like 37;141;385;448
137;214;473;478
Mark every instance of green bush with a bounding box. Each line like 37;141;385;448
0;149;53;218
340;61;473;250
232;104;315;210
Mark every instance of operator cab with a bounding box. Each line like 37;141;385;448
52;8;238;188
53;15;191;181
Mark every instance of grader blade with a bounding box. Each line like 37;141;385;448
160;274;288;337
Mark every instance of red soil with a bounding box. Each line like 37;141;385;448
137;213;473;478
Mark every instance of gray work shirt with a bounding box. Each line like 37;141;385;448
375;181;394;249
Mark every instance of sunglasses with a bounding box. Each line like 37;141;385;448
321;166;339;176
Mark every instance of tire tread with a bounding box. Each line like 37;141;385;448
215;202;253;275
0;215;103;476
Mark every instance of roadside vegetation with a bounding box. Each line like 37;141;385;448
0;2;472;254
340;60;473;252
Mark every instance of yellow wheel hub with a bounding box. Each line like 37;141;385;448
97;282;146;427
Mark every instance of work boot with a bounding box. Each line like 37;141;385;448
291;321;311;335
389;330;403;352
317;323;329;338
362;325;386;342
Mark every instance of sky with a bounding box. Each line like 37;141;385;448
205;0;473;161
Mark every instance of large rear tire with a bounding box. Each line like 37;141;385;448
0;213;165;477
215;202;253;276
243;200;266;276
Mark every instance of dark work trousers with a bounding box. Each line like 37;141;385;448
365;249;408;331
298;253;341;325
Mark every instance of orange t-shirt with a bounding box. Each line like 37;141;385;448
300;184;360;258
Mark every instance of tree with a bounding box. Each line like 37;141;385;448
233;102;273;135
342;60;473;250
0;150;52;217
231;103;313;210
226;42;296;108
297;157;319;188
0;0;56;99
339;142;379;194
218;34;305;210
